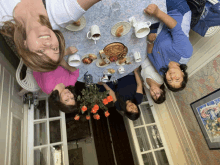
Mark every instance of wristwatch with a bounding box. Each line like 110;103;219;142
147;40;154;44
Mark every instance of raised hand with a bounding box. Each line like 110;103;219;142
144;4;160;17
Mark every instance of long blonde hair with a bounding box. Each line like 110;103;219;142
0;15;65;72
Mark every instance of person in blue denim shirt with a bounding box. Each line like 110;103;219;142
144;1;193;92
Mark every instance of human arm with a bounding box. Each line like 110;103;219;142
98;82;117;103
147;33;157;54
144;4;177;29
134;68;143;94
59;59;77;73
77;0;101;11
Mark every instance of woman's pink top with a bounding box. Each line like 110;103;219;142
33;66;79;94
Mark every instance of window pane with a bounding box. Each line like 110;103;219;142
155;149;169;165
50;145;63;165
135;127;151;152
50;120;61;143
49;102;60;118
133;114;144;127
142;94;148;102
34;100;46;119
141;104;155;124
34;148;48;165
147;125;163;149
34;122;47;146
142;153;156;165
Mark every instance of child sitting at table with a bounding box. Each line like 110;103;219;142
144;0;193;92
97;67;143;121
33;47;79;113
141;57;166;104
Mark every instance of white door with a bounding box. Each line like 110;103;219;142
0;52;24;165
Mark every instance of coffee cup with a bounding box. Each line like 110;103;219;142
87;25;101;44
68;54;81;67
100;75;109;82
134;52;141;62
134;21;151;38
118;66;125;74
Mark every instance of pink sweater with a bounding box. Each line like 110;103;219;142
33;66;79;94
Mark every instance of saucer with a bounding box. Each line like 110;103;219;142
96;59;110;68
111;22;131;37
66;16;86;32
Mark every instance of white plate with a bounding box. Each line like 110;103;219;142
65;16;86;32
96;59;110;68
116;60;125;66
111;21;131;37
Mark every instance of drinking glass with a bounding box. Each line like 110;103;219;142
110;2;121;18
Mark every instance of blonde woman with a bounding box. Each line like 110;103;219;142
0;0;101;72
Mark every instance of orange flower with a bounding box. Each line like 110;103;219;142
74;115;80;121
103;98;108;105
86;115;90;120
93;114;100;120
105;111;110;117
107;96;113;102
81;106;87;112
93;104;99;111
91;108;97;114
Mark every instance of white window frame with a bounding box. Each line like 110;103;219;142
27;97;69;165
125;87;174;165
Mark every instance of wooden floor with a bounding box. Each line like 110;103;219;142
187;29;220;77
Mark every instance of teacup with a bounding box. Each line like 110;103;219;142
87;25;101;44
118;66;125;74
134;52;141;62
68;54;81;67
134;21;151;38
100;75;109;82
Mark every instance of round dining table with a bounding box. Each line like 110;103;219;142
62;0;167;83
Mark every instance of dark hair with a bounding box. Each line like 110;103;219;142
49;85;78;114
116;92;141;121
151;84;166;104
160;64;188;92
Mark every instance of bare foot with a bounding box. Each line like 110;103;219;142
65;46;78;56
147;33;157;43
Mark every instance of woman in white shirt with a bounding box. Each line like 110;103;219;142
0;0;101;72
141;57;166;104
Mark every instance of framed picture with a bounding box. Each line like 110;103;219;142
191;88;220;149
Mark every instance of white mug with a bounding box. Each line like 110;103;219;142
134;21;151;38
68;54;81;67
118;66;125;74
100;75;109;82
134;52;141;62
87;25;101;44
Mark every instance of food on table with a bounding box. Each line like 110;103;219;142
118;57;127;64
125;61;132;65
103;43;128;60
109;56;118;62
115;25;124;37
73;19;81;26
108;69;115;74
88;54;97;60
99;50;111;64
82;57;93;64
99;60;107;66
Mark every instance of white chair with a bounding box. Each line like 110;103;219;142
16;59;41;92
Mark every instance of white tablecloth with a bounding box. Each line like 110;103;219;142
62;0;167;83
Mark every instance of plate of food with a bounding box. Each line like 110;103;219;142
96;59;110;68
82;54;97;64
103;42;128;60
111;22;131;37
65;16;86;32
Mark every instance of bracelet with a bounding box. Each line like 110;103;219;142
147;40;154;44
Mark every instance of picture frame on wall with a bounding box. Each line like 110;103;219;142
190;88;220;150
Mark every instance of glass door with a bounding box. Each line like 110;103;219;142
127;88;172;165
27;97;69;165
